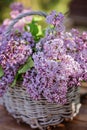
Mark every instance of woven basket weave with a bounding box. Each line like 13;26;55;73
3;11;81;130
4;85;81;130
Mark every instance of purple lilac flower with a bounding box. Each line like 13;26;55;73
46;11;65;33
43;38;65;59
22;32;34;46
0;9;85;105
0;39;32;67
0;30;34;96
46;11;57;25
23;12;83;104
62;29;87;82
23;43;82;104
10;2;24;12
0;2;34;96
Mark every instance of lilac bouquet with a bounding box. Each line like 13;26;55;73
0;2;35;96
23;11;84;104
0;7;86;104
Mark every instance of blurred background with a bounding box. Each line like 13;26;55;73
0;0;87;30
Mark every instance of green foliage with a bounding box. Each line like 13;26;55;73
0;65;4;78
11;56;34;87
18;57;34;74
25;18;45;42
29;21;39;36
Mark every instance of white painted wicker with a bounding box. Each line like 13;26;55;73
3;11;81;130
4;85;81;130
0;97;4;105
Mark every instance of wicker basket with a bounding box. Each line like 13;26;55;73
3;11;81;130
3;85;81;130
0;97;3;105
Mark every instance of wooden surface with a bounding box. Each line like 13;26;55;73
0;86;87;130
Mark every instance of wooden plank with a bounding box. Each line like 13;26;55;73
0;99;87;130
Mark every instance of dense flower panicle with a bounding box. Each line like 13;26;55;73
0;30;33;96
22;32;34;45
0;2;33;96
36;34;56;51
23;12;85;104
46;11;57;25
64;29;87;81
46;11;64;26
1;31;34;48
1;41;32;67
23;38;82;104
23;68;68;104
0;33;32;68
46;11;65;32
43;39;65;59
10;2;24;12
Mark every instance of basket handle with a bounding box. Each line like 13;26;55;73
4;11;47;36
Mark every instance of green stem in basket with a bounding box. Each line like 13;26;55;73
18;57;34;74
11;57;34;87
11;73;19;87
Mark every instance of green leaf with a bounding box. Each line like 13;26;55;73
37;25;43;35
24;19;45;42
29;22;39;36
11;57;34;87
18;57;34;74
0;65;4;78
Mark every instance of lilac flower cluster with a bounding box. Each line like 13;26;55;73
23;45;82;104
10;2;24;12
46;11;65;32
0;2;33;58
0;31;33;96
64;29;87;81
23;12;83;104
0;40;32;67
